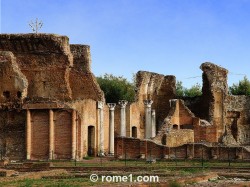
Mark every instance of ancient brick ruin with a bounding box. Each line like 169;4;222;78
0;34;249;161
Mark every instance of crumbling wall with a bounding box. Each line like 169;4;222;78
135;71;176;134
115;137;249;160
0;110;26;160
0;34;73;101
0;51;28;103
225;95;250;145
70;45;91;72
182;96;202;118
69;44;104;101
0;34;105;160
162;129;194;147
170;99;195;129
200;62;228;142
193;119;217;143
154;99;217;145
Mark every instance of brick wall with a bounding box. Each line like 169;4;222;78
115;137;250;160
54;110;72;159
0;110;26;160
31;110;49;160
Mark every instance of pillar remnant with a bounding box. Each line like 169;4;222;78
144;100;153;139
118;100;128;136
72;110;77;159
26;109;31;160
151;109;156;138
49;109;54;160
98;101;104;155
107;103;116;155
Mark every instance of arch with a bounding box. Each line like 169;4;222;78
3;91;10;99
173;124;178;130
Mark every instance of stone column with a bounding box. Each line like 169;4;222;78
79;116;84;160
118;100;128;137
98;101;104;155
49;109;54;160
107;103;116;155
144;100;153;139
72;110;77;160
26;109;31;160
151;109;156;138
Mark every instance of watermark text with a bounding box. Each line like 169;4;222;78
90;174;159;183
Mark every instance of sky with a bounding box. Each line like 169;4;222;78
1;0;250;88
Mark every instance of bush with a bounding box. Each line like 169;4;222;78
97;74;136;103
229;76;250;96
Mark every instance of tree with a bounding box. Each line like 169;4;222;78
176;81;185;97
96;74;136;103
176;81;202;97
184;83;202;97
229;76;250;96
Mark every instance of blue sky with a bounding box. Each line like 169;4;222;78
1;0;250;87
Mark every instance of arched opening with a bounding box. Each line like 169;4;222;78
132;126;137;138
173;124;178;130
3;91;10;99
88;126;95;156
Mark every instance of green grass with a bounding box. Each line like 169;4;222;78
49;159;250;168
169;180;182;187
0;178;102;187
82;156;94;160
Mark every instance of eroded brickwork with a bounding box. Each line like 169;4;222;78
0;34;249;161
115;137;250;160
135;71;176;137
0;34;105;160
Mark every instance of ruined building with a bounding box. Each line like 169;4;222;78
0;34;249;161
0;34;105;160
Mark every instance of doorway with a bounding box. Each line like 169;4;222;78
132;126;137;138
88;126;95;156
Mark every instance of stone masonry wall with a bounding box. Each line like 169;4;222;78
135;71;176;137
115;137;250;160
225;95;250;145
0;110;26;160
200;62;228;142
0;51;28;104
0;34;105;160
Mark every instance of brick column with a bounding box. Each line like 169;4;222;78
151;109;156;138
108;103;116;155
49;109;54;160
98;101;104;155
118;100;128;137
72;110;77;159
26;109;31;160
144;100;153;139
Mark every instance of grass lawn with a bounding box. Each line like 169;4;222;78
0;178;102;187
50;159;250;168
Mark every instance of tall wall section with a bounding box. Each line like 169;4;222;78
135;71;176;135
